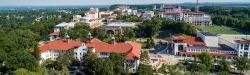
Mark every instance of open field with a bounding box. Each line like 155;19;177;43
196;25;244;34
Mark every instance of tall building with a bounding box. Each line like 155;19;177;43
182;11;212;25
159;5;212;25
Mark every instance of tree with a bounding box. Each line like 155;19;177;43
82;51;100;75
93;28;107;41
56;50;75;70
197;52;213;68
123;28;136;40
140;51;150;64
144;38;155;49
235;57;250;73
218;71;231;75
14;68;30;75
219;59;230;72
191;63;208;74
0;50;7;74
108;53;127;75
6;50;37;71
59;29;68;37
137;64;154;75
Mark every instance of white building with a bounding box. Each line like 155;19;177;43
99;11;113;18
39;34;142;72
141;11;154;20
159;6;183;21
54;22;76;31
159;5;212;25
83;8;99;21
104;22;136;34
39;39;87;61
170;32;237;60
197;32;219;47
219;34;250;58
183;11;212;25
73;15;82;22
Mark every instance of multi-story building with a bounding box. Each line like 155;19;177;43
81;8;103;28
183;11;212;25
114;5;138;16
170;32;237;60
83;8;99;20
99;11;113;19
39;39;86;61
219;34;250;58
39;33;142;72
49;22;76;41
104;22;136;34
159;6;183;21
141;11;154;20
159;5;212;25
73;15;83;22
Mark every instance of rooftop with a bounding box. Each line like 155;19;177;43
105;22;136;27
39;39;82;53
219;34;250;44
235;38;250;44
172;35;205;46
199;32;217;36
55;22;76;28
86;38;141;60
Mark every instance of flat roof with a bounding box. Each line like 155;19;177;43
235;38;250;44
55;22;76;28
172;35;205;46
219;34;250;44
105;22;136;27
200;32;217;36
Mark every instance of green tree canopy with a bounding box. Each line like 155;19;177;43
6;50;37;71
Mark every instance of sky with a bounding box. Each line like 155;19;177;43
0;0;250;6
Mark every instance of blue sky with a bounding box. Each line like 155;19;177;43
0;0;250;6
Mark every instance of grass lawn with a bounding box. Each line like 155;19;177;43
196;25;244;34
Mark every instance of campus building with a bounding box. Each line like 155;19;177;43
104;22;136;34
39;33;142;72
159;5;212;25
219;34;250;58
170;32;237;60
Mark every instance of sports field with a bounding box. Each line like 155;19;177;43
196;25;243;34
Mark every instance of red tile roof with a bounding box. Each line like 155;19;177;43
39;38;141;60
172;35;205;46
86;38;141;60
39;39;82;53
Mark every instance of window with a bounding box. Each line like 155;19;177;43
244;52;248;57
101;52;108;56
241;44;244;49
244;44;249;50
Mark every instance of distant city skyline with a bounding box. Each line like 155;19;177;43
1;0;250;6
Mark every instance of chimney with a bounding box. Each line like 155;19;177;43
111;36;116;44
64;33;70;43
86;32;93;43
195;0;199;12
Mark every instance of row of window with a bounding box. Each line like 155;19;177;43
186;49;236;54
